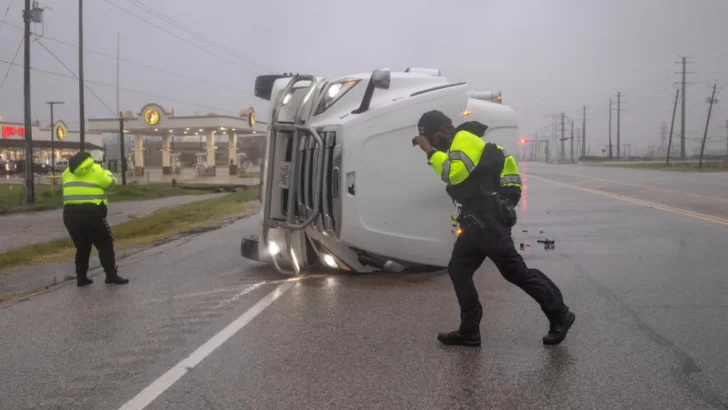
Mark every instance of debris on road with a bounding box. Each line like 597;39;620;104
537;239;556;250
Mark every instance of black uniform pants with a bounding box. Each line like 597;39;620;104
447;211;568;334
62;203;116;278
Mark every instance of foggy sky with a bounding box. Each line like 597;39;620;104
1;0;728;155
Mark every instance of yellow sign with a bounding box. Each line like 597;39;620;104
56;124;67;140
248;109;256;127
144;108;160;125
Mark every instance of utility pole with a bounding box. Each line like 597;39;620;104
726;120;728;158
45;101;64;177
581;105;586;159
570;120;574;163
560;112;565;161
78;0;86;152
660;122;667;153
615;92;623;158
674;56;694;160
119;112;127;185
543;114;559;163
681;57;686;160
666;89;680;165
23;0;38;205
608;99;613;159
116;32;120;116
699;83;720;170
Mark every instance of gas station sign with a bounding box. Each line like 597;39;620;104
248;107;256;127
2;125;25;138
55;122;67;140
144;108;160;125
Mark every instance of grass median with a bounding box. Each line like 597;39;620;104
0;185;260;274
0;182;250;215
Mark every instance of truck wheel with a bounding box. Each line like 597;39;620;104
254;74;293;101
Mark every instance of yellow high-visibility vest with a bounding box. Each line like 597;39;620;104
61;157;117;206
428;130;522;190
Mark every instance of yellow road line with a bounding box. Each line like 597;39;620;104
529;174;728;227
552;172;728;202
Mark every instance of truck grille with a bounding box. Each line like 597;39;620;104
290;131;337;233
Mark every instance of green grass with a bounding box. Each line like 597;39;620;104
0;182;250;215
586;162;728;172
0;185;260;273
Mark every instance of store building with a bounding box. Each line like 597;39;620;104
1;119;104;163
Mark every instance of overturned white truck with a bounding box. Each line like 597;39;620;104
241;67;519;275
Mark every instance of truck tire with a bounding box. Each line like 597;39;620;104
254;74;293;101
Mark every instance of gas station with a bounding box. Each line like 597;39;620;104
1;119;104;165
87;103;266;178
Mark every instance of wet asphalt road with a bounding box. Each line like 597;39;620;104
1;162;728;409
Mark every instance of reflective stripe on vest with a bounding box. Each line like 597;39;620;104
63;181;107;205
63;181;103;188
440;150;477;183
63;194;108;201
501;174;522;185
441;161;451;182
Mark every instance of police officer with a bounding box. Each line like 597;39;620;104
412;110;575;346
62;151;129;287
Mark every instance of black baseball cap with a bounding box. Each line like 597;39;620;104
417;110;453;137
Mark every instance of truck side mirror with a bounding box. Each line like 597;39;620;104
371;68;391;90
352;67;391;114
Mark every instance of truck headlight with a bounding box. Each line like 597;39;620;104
322;254;338;269
314;79;360;115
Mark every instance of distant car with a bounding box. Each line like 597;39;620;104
1;160;18;175
11;160;50;175
54;159;68;172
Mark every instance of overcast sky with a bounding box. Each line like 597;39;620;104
1;0;728;155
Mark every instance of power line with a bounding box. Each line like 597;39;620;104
124;0;273;74
0;1;11;35
0;36;23;92
0;58;238;115
0;18;251;94
102;0;266;76
35;38;116;116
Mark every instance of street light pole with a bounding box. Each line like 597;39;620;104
46;101;64;176
119;112;127;185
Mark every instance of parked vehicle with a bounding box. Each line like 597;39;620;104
1;159;18;175
12;160;51;175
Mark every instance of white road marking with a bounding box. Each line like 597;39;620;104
117;280;295;410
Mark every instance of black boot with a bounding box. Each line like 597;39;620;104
105;265;129;285
543;310;575;345
77;275;93;287
437;330;481;347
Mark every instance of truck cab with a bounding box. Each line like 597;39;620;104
241;68;519;275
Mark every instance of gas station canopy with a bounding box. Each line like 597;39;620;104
87;103;267;136
87;103;267;176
